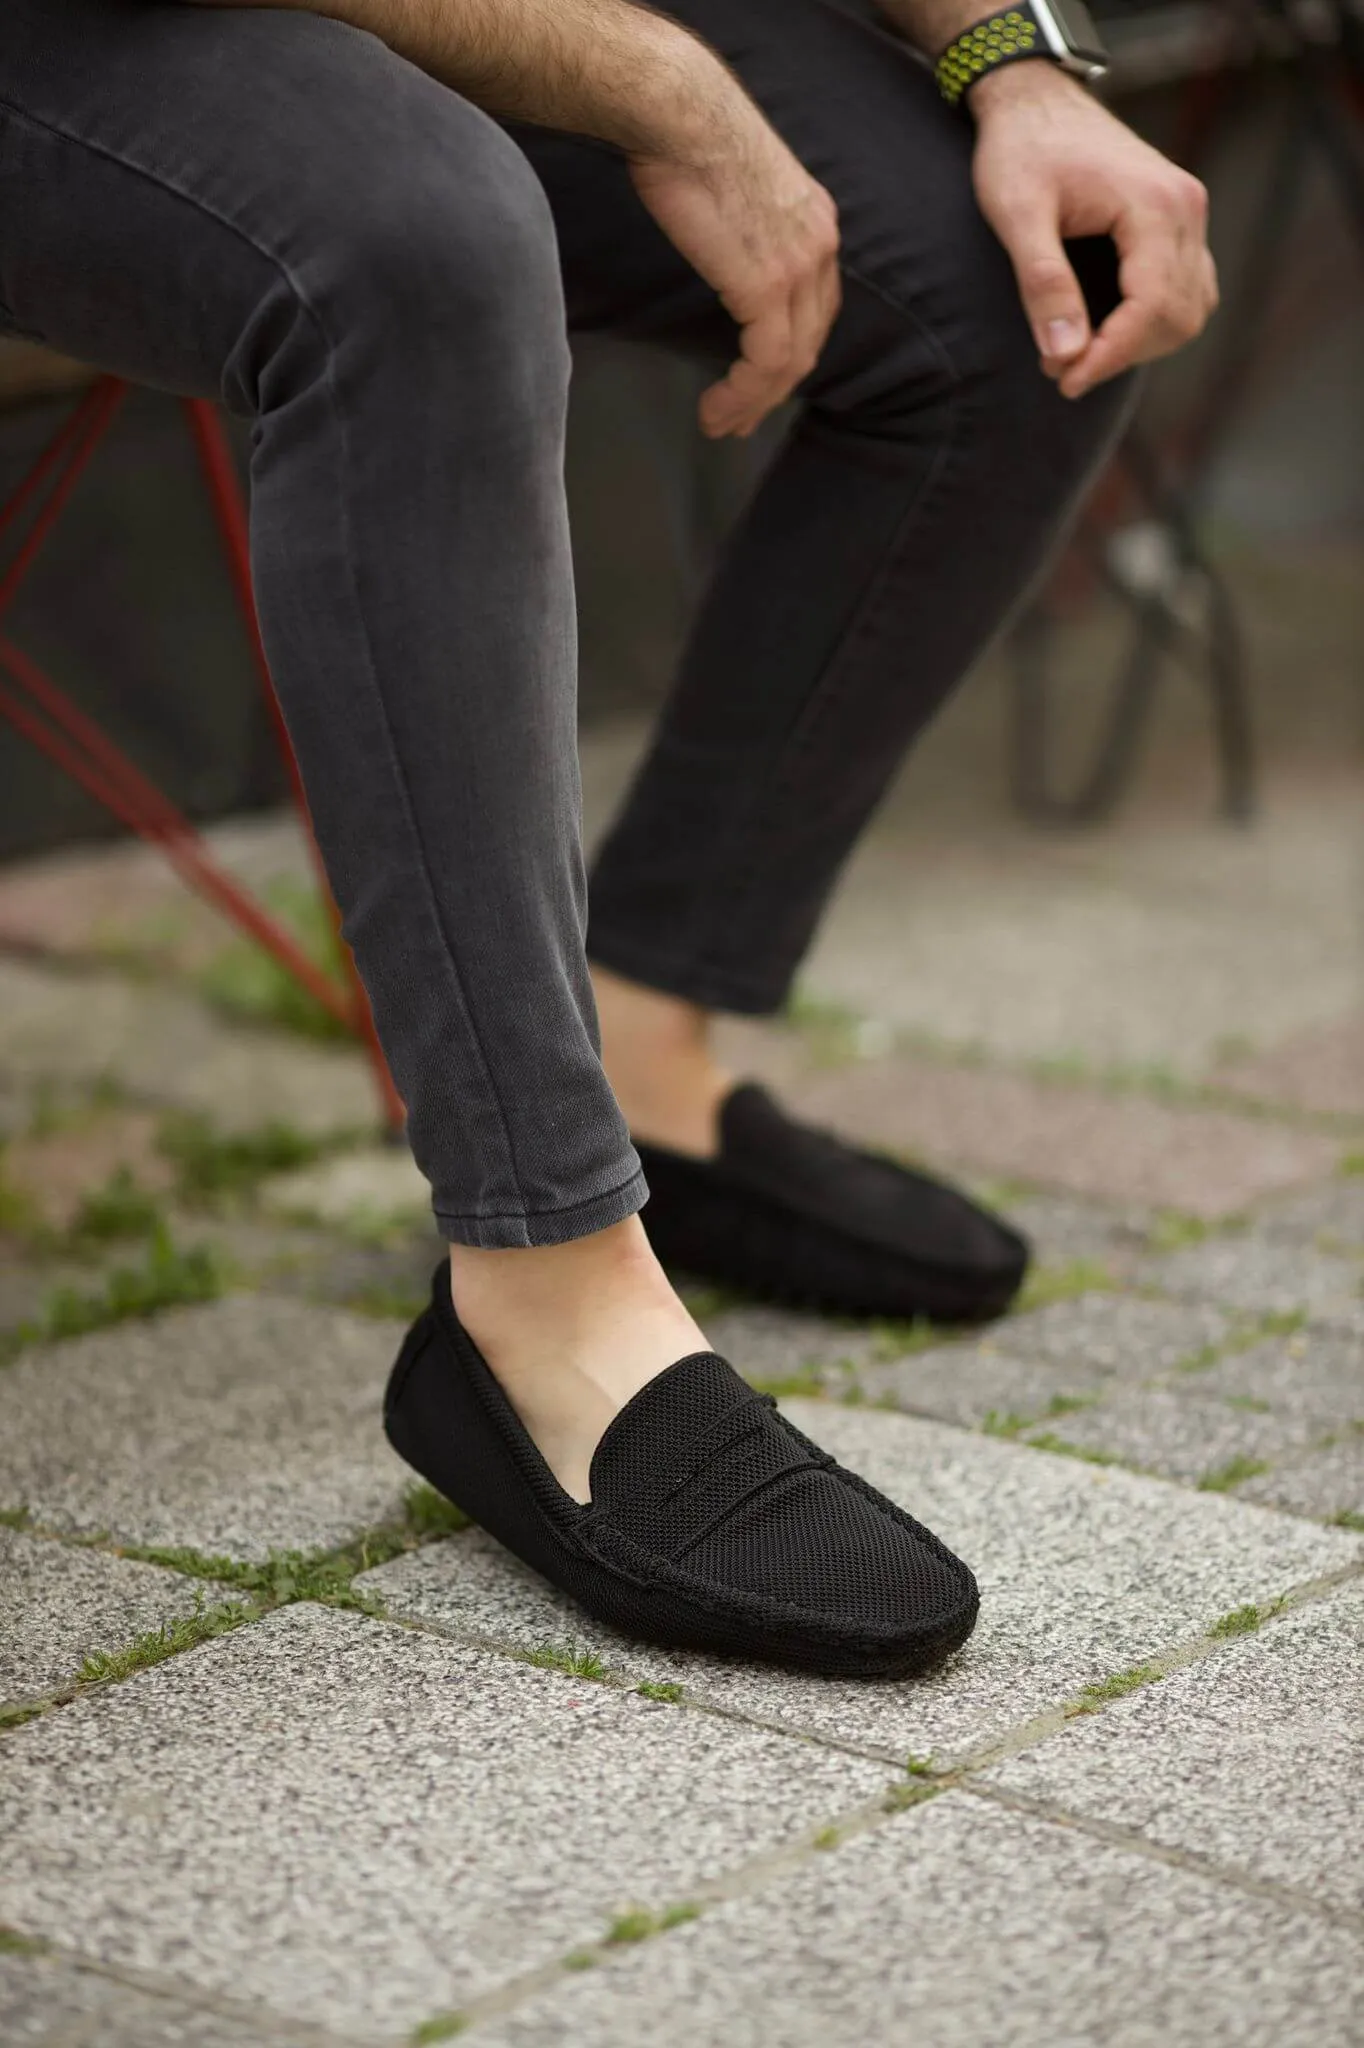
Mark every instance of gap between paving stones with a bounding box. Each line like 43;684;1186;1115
0;1486;471;1728
3;1473;1360;2036
392;1562;1364;2041
0;1934;385;2048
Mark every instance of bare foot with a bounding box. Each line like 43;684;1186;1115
448;1216;707;1503
592;964;731;1159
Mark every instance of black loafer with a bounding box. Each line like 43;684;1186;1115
636;1083;1028;1323
384;1264;979;1680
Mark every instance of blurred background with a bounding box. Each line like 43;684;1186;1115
0;0;1360;1281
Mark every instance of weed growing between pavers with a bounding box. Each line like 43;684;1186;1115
76;1593;257;1684
410;2012;468;2043
1209;1600;1283;1639
604;1904;700;1945
1198;1454;1271;1493
1016;1259;1116;1314
1075;1663;1163;1710
526;1643;607;1680
636;1680;684;1703
1329;1509;1364;1532
0;1926;48;1956
813;1825;842;1850
0;1483;473;1734
0;1504;31;1529
883;1779;942;1814
563;1951;598;1971
70;1167;166;1245
748;1365;833;1400
7;1227;223;1355
1022;1431;1122;1468
157;1113;324;1204
117;1482;469;1612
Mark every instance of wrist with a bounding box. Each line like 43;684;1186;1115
966;55;1090;119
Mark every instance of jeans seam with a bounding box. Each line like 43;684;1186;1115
0;95;534;1214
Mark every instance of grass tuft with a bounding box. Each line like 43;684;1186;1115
1209;1601;1276;1639
15;1227;222;1349
1016;1259;1114;1313
1077;1663;1162;1708
636;1680;684;1704
604;1903;700;1946
77;1594;256;1685
904;1753;934;1777
1328;1508;1364;1533
401;1483;470;1542
749;1367;829;1400
813;1825;841;1850
0;1926;48;1956
158;1113;322;1204
70;1167;165;1245
1197;1455;1270;1493
527;1643;607;1680
882;1780;939;1814
563;1950;598;1971
0;1505;31;1531
1023;1431;1120;1468
410;2013;468;2044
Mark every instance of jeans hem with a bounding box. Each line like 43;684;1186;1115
433;1165;648;1250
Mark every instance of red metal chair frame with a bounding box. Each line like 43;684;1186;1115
0;374;405;1131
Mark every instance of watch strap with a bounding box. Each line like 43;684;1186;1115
934;4;1047;105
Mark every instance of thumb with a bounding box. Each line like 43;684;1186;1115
999;204;1091;365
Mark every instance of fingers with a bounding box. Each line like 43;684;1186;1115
701;186;841;439
993;200;1092;375
1060;174;1214;399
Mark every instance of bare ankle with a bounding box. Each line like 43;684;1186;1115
591;965;731;1158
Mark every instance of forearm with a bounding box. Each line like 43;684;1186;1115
186;0;747;161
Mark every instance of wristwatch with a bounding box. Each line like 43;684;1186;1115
934;0;1110;106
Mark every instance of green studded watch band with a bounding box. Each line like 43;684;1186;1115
934;5;1043;104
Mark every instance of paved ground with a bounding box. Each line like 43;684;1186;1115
1;645;1362;2045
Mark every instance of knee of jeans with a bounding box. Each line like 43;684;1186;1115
237;89;568;418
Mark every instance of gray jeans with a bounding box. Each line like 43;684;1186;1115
0;0;1129;1246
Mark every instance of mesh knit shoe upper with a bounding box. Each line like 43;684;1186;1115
383;1265;979;1680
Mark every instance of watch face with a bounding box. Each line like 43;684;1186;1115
1044;0;1110;62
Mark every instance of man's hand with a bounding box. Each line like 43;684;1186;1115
184;0;840;437
630;129;840;439
970;64;1217;398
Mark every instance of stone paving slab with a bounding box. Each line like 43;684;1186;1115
752;1055;1340;1217
991;1187;1156;1275
1140;1237;1364;1325
1221;1012;1364;1118
1192;1329;1364;1430
258;1147;430;1231
0;1604;887;2038
0;958;376;1137
851;1334;1115;1431
1255;1175;1364;1254
852;1294;1238;1428
983;1578;1364;1914
0;1530;213;1703
0;1949;348;2048
1019;1383;1327;1487
0;1298;410;1557
1235;1437;1364;1522
474;1792;1364;2048
359;1403;1362;1766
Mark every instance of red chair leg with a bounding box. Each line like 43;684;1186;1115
183;398;406;1134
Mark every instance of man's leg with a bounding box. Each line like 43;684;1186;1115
515;0;1131;1154
0;0;710;1499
